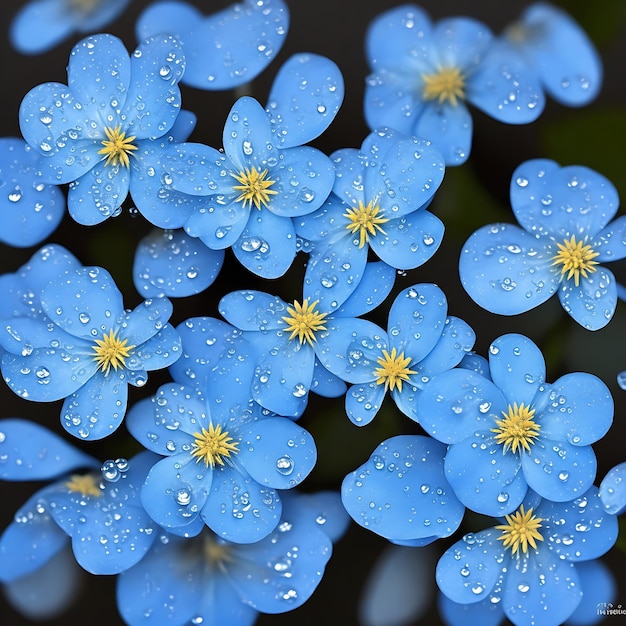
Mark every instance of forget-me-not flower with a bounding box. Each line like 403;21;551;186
296;128;445;305
116;490;349;625
160;52;343;278
318;283;475;426
416;333;613;517
499;2;602;107
460;158;626;330
219;261;396;418
0;263;182;440
0;138;65;247
437;488;618;626
363;5;544;165
136;0;289;90
126;380;317;543
10;0;131;55
0;419;159;576
19;32;185;225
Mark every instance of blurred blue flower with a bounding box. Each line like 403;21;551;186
136;0;289;90
296;128;444;302
417;333;613;516
341;434;465;545
0;419;158;577
364;5;544;165
116;490;349;625
19;32;185;225
319;283;475;426
437;488;618;626
219;261;395;418
499;2;602;107
160;52;343;278
0;138;65;247
10;0;131;55
599;461;626;516
0;264;181;440
126;380;317;543
460;158;625;330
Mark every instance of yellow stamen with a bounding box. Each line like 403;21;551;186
551;234;600;287
344;200;389;248
203;533;233;569
492;402;540;455
281;298;328;346
373;348;417;392
98;125;138;168
65;473;102;498
191;423;239;468
495;505;544;556
422;67;466;106
92;329;134;376
231;167;278;210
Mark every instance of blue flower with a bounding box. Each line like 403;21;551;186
0;263;182;440
218;261;396;418
126;380;317;543
499;3;602;107
318;283;475;426
19;32;185;225
0;419;158;577
460;158;626;330
296;128;444;304
10;0;131;55
0;138;65;247
136;0;289;90
437;488;618;626
160;52;343;278
416;333;613;517
341;434;465;545
116;490;349;625
363;5;544;165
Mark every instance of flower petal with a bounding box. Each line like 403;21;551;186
345;382;387;426
599;462;626;516
341;435;464;541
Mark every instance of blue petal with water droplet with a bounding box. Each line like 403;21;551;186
219;290;286;332
436;528;505;605
599;462;626;516
345;382;386;426
488;333;545;406
438;591;505;626
502;549;581;626
311;358;347;399
536;372;613;446
203;469;282;544
341;434;465;542
0;418;98;480
445;429;528;516
237;417;316;490
460;223;560;315
268;53;344;148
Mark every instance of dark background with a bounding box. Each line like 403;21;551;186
1;1;626;624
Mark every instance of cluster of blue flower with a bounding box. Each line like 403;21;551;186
1;1;625;625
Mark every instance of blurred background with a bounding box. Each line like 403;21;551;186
1;1;626;624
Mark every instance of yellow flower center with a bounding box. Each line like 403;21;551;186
67;0;101;14
422;66;466;106
495;505;544;556
92;329;135;376
231;166;278;210
492;402;540;455
203;533;233;569
65;473;102;498
344;200;389;248
281;298;328;346
551;234;600;287
191;423;239;468
373;348;417;392
98;125;138;168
